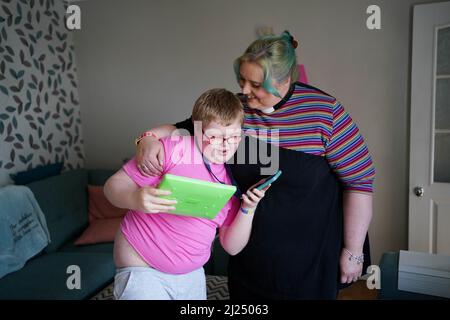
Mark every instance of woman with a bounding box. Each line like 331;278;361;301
133;31;375;299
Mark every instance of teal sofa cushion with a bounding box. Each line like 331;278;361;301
88;169;116;186
27;170;89;253
59;239;114;254
0;252;115;300
12;162;64;185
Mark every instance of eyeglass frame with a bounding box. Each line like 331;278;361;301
202;130;242;145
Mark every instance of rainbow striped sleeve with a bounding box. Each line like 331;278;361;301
324;102;375;194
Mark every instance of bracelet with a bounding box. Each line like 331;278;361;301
134;131;158;146
344;248;364;265
240;207;254;215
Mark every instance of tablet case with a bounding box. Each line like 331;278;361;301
157;174;237;219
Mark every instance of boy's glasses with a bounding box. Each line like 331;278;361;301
203;131;242;145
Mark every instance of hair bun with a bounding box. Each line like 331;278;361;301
292;39;298;49
282;30;298;49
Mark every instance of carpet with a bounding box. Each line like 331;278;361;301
91;275;229;300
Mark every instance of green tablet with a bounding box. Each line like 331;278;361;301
157;174;237;219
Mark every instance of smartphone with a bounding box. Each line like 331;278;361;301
255;170;282;190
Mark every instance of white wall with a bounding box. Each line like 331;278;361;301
73;0;438;265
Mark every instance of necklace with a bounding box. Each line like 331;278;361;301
194;136;241;198
202;157;241;199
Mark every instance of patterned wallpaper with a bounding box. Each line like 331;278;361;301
0;0;84;186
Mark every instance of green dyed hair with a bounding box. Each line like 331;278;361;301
233;30;299;98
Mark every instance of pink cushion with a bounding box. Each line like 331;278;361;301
75;185;127;245
298;64;308;84
87;185;126;221
75;218;123;245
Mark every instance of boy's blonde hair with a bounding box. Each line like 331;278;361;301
192;88;244;127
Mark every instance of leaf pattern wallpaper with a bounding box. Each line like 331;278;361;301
0;0;84;186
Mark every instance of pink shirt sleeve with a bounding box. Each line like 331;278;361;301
122;158;161;187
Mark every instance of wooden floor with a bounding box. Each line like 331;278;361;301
337;280;379;300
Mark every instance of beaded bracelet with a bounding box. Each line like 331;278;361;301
134;131;158;146
240;207;254;215
344;248;364;265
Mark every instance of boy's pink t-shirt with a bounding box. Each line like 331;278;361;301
121;136;240;274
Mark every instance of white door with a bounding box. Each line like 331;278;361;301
409;1;450;255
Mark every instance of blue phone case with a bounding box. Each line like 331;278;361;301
256;170;282;190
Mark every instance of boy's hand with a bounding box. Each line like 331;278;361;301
133;187;177;213
241;179;270;210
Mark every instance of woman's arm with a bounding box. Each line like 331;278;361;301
323;101;375;283
139;124;178;141
136;125;175;177
103;169;177;213
219;183;269;256
136;118;193;176
340;192;373;283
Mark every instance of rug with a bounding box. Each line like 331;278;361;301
91;275;229;300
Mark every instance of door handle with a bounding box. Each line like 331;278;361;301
414;186;424;197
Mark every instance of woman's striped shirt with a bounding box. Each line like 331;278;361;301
242;82;375;194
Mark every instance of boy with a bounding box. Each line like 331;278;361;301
104;88;269;300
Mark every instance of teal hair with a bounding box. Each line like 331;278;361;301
233;30;299;98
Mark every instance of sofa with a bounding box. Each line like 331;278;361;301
0;168;230;300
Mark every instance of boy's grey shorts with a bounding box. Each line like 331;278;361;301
114;266;207;300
